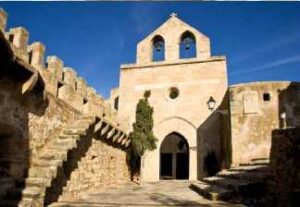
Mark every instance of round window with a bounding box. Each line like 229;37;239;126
169;87;179;99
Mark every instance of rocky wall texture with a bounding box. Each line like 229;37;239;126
59;138;130;200
269;128;300;206
28;92;81;157
229;81;300;164
0;78;29;181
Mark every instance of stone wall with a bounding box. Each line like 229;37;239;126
229;81;300;165
0;8;116;122
0;8;130;205
59;137;130;200
269;128;300;206
28;93;81;157
0;78;30;183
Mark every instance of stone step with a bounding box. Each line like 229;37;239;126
46;145;72;152
39;150;67;161
249;159;270;165
239;162;269;167
250;157;269;162
22;186;42;199
53;139;77;149
62;129;86;136
217;170;270;181
202;176;252;192
64;126;89;133
31;158;63;168
28;166;57;178
228;165;269;173
54;137;77;143
81;116;96;122
26;177;51;187
19;197;35;207
190;181;233;201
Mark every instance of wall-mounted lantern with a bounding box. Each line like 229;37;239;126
207;96;216;111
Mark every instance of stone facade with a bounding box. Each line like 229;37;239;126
117;15;228;181
229;81;300;165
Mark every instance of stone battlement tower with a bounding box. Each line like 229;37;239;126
117;14;228;181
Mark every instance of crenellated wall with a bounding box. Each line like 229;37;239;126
0;8;116;122
0;8;130;206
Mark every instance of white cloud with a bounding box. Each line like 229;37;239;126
231;32;300;65
231;55;300;76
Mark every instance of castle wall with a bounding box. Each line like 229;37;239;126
0;8;130;204
229;81;300;165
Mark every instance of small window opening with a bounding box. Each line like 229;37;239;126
62;72;65;82
9;34;14;43
57;82;63;97
83;98;88;105
114;96;119;111
263;93;270;101
28;51;33;64
75;82;78;91
152;35;165;62
169;87;179;99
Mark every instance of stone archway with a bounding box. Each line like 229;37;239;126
160;132;189;180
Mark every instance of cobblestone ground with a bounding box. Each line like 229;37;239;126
50;181;244;207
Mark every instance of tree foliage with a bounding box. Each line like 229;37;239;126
129;91;158;157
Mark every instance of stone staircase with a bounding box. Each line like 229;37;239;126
17;116;96;207
191;158;270;205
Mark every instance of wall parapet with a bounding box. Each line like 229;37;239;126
1;8;119;127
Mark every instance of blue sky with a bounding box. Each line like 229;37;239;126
1;2;300;98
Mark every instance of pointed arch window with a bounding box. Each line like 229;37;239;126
180;31;196;59
152;35;165;62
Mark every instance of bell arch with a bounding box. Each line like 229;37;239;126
179;31;196;59
152;35;165;62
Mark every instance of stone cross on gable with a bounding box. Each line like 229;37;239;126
170;12;177;18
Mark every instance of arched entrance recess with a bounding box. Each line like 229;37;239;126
160;132;189;180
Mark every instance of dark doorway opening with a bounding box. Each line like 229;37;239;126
160;132;189;180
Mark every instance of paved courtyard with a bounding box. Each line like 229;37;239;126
50;181;243;207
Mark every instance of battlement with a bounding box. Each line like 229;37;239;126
0;8;117;123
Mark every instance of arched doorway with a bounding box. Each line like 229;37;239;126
160;132;189;180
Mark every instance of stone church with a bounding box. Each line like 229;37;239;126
112;14;300;181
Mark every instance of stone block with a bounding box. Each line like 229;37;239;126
8;27;29;54
0;8;7;32
87;87;96;101
58;84;75;103
76;77;87;98
63;67;77;89
27;42;45;69
47;56;64;81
